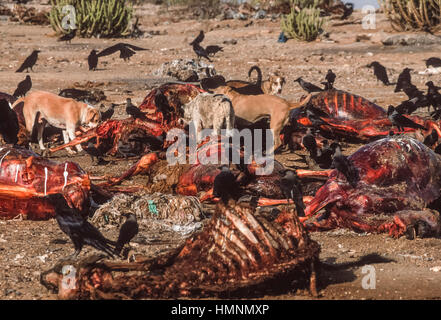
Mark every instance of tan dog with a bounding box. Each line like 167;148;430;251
16;90;101;153
213;86;311;151
226;66;286;95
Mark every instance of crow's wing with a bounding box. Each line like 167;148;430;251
122;43;148;51
396;114;426;130
96;44;123;57
190;31;204;45
98;43;147;58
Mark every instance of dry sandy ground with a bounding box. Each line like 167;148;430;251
0;2;441;300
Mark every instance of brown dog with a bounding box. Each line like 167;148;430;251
213;86;311;151
16;90;101;153
226;66;286;95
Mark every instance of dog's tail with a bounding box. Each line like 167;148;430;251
248;65;262;87
288;94;312;111
11;97;25;109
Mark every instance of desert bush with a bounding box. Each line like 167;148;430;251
280;0;325;41
380;0;441;32
49;0;133;38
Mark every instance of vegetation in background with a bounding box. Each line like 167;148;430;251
380;0;441;32
49;0;133;38
280;0;325;41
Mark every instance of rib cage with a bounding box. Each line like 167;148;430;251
309;89;387;120
41;202;320;299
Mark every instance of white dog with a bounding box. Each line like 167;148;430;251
182;92;235;142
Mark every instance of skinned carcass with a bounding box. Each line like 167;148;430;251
292;89;441;142
303;136;441;238
0;146;91;219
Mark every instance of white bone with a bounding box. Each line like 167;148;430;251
44;167;48;196
0;150;11;173
63;163;68;189
14;164;19;183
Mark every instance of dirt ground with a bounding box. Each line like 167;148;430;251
1;2;441;300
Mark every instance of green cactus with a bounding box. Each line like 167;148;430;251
49;0;133;38
280;4;325;42
380;0;441;32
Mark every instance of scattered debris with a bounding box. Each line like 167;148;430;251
382;34;441;46
9;5;50;25
92;192;206;227
154;59;216;82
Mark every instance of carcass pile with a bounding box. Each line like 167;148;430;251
2;66;441;300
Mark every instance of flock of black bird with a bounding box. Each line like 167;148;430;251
5;27;441;260
14;29;149;73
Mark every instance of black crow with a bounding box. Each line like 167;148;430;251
97;43;148;61
192;43;212;62
189;30;204;46
13;75;32;97
325;69;336;88
58;29;76;44
394;68;412;93
341;2;354;20
331;144;359;188
125;98;144;119
16;50;40;73
84;142;105;165
426;81;441;96
424;57;441;68
426;81;441;112
101;103;116;121
395;97;420;115
205;45;223;57
127;133;164;151
367;61;391;86
294;77;324;93
115;214;139;255
280;169;305;217
213;165;238;204
423;129;438;148
0;99;19;145
316;139;334;169
306;105;331;128
88;49;98;71
154;90;173;122
387;105;427;132
302;128;317;159
46;193;116;258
